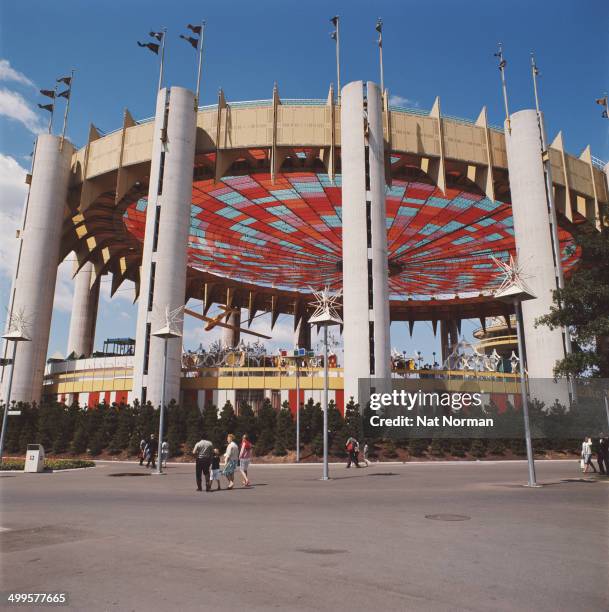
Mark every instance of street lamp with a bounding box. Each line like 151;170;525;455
0;327;31;464
151;306;183;475
493;254;539;487
308;287;342;481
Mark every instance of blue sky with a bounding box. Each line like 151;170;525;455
0;0;608;362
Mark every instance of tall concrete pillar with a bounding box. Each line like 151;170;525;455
294;318;311;350
2;134;73;404
132;87;196;407
440;319;459;362
66;261;100;357
505;110;565;378
341;81;391;402
221;310;241;348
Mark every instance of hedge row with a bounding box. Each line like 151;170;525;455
0;458;95;471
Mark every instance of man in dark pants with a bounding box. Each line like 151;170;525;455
598;435;609;475
145;434;156;469
346;436;360;468
192;436;214;491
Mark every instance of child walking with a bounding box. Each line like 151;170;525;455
210;448;222;491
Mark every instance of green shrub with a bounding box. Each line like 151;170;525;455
384;439;398;458
0;459;95;471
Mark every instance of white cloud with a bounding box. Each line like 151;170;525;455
0;88;46;134
0;154;27;278
53;259;75;313
0;59;35;88
388;94;420;109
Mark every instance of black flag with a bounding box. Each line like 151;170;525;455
149;31;164;41
56;75;72;86
330;16;339;26
137;41;160;54
180;34;198;49
40;89;55;98
187;23;202;34
596;96;608;106
38;103;54;112
58;89;71;99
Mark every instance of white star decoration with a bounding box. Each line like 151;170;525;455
308;286;343;326
491;253;536;301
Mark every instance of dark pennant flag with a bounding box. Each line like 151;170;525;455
57;76;72;86
187;23;202;34
38;103;54;112
137;41;160;54
330;16;339;26
180;34;198;49
58;89;71;99
149;31;164;41
40;89;55;98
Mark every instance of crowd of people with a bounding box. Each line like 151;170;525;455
581;435;609;475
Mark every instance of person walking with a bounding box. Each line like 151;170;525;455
362;441;370;467
210;448;222;491
346;435;360;468
597;435;608;475
144;434;157;469
582;437;597;474
239;434;253;487
139;437;146;466
223;433;239;490
193;436;214;492
161;440;169;469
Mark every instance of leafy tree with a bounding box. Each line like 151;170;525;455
537;226;609;377
107;406;132;454
185;404;204;451
70;409;89;455
344;399;363;440
201;403;222;447
217;400;237;446
311;433;323;456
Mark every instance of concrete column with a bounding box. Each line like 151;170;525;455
66;261;100;358
221;309;241;348
440;319;459;363
340;81;391;402
367;82;391;381
294;318;311;350
132;87;196;407
341;82;370;402
505;110;565;378
2;134;73;404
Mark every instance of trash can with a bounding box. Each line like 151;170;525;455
24;444;45;473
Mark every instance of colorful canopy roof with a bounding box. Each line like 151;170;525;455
123;171;579;300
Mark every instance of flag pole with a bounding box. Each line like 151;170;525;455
496;43;510;132
60;69;75;151
530;53;575;395
48;84;57;134
195;21;206;106
158;28;167;91
377;19;384;97
335;17;341;104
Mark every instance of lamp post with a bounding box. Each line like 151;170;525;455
151;307;183;475
492;254;539;487
308;287;342;481
0;327;31;464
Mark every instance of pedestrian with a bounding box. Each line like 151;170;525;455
346;435;360;468
139;437;146;466
192;436;214;492
597;434;608;475
145;434;156;469
223;433;239;490
239;433;253;487
210;448;222;491
582;437;597;474
161;440;169;469
362;441;370;467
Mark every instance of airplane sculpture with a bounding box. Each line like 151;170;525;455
183;305;271;340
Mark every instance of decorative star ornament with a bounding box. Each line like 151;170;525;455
152;305;184;338
491;253;536;302
308;286;343;326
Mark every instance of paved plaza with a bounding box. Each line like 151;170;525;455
1;460;607;611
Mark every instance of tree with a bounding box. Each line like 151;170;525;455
255;399;276;456
274;406;294;455
537;226;609;377
344;399;363;440
236;402;257;442
218;400;237;444
202;403;222;448
185;404;204;451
